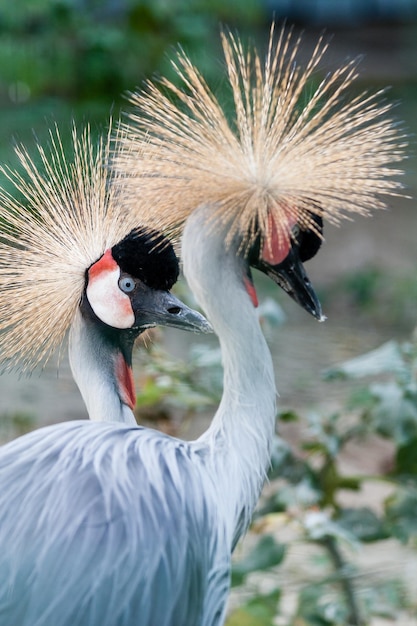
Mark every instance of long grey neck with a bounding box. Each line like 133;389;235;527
68;307;137;425
182;207;277;540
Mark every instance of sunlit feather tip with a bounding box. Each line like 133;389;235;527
116;24;407;254
0;124;168;372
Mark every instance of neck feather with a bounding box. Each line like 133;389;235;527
69;307;137;425
182;207;277;538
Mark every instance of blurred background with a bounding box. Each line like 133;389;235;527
0;1;417;624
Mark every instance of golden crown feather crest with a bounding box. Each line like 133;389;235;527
116;24;407;254
0;125;170;372
0;25;407;371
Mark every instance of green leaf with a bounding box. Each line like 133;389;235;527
296;584;348;626
385;488;417;543
361;579;406;618
395;437;417;476
268;479;321;510
231;535;286;585
336;507;387;542
226;589;280;626
303;511;358;547
323;340;405;381
136;379;166;407
258;297;286;329
346;386;376;411
278;410;300;422
370;382;417;445
268;437;312;483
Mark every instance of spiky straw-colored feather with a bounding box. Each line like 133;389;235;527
0;125;166;372
116;25;406;253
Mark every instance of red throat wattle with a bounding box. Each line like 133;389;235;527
243;275;259;308
115;353;136;410
244;213;296;308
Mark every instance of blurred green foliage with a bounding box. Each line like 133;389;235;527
323;266;417;331
226;331;417;625
0;0;265;185
0;0;264;106
0;411;35;442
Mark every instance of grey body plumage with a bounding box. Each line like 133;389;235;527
0;421;229;626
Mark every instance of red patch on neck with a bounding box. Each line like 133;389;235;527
115;353;136;410
88;249;117;280
262;213;295;265
243;275;259;308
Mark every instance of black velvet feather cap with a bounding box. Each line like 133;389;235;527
111;228;179;291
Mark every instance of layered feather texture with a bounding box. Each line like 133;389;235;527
0;420;228;625
0;125;166;371
116;25;407;254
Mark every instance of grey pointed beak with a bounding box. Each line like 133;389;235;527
133;288;212;333
254;247;325;321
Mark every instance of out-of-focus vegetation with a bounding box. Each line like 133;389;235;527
321;266;417;331
0;0;264;101
0;0;264;180
226;331;417;625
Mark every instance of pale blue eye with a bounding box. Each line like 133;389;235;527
292;224;300;239
119;276;135;293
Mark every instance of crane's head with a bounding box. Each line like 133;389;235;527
84;227;211;334
116;25;405;326
246;214;324;321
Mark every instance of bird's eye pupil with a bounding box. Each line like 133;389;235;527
119;276;135;293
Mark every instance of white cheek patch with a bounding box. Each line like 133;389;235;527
86;250;135;329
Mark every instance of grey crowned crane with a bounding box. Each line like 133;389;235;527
0;126;210;424
0;27;405;626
